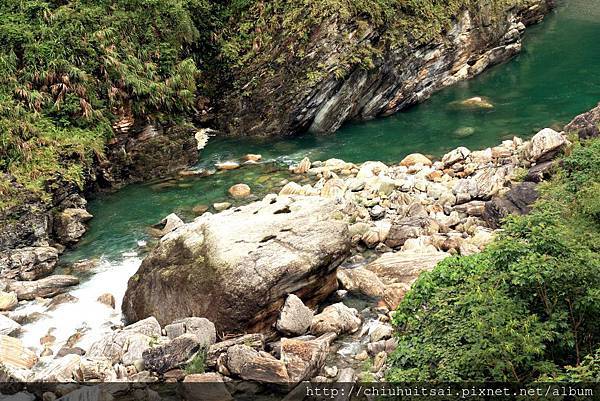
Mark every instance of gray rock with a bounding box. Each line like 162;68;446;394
123;196;350;334
310;303;361;336
0;315;21;336
164;317;216;347
0;246;59;281
206;333;264;368
226;344;289;383
385;216;440;248
337;268;385;298
367;251;449;285
276;294;313;336
150;213;184;237
7;275;79;300
281;334;331;382
54;208;93;245
526;128;568;162
87;316;161;364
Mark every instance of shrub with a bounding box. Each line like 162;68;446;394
387;137;600;382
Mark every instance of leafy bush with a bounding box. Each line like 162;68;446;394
387;137;600;382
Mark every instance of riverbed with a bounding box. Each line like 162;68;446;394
14;0;600;356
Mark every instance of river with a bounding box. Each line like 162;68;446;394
14;0;600;356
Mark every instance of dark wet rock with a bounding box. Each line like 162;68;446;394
123;196;350;334
143;334;200;374
483;182;539;229
564;102;600;140
525;161;555;183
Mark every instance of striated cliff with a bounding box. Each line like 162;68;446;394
215;0;554;136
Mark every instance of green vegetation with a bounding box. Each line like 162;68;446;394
0;0;216;208
185;349;207;374
0;0;525;209
387;137;600;382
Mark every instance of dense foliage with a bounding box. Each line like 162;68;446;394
387;137;600;382
0;0;525;209
0;0;217;208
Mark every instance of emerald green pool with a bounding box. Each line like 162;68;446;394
67;0;600;262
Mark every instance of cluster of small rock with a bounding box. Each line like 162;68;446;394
278;127;568;310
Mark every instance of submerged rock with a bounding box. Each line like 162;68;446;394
123;196;350;333
228;183;252;198
455;96;494;109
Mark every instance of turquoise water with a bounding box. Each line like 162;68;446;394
66;0;600;262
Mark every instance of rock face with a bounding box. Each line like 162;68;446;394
123;196;351;333
215;1;552;137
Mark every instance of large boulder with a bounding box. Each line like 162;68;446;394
0;246;58;281
122;196;350;333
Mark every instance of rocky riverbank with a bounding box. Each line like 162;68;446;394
3;100;593;398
